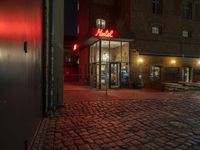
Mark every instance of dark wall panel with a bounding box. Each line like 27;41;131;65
0;0;43;149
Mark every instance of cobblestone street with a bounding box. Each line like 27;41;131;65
32;85;200;150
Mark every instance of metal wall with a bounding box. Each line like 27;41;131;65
51;0;64;107
0;0;43;149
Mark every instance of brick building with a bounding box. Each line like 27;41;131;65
72;0;200;89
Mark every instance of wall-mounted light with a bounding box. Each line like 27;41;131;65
171;60;176;64
138;58;144;64
197;60;200;65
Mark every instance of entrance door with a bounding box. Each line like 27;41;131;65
182;67;190;82
110;63;121;88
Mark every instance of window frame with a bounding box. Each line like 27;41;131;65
151;26;161;34
152;0;162;14
96;19;106;29
183;0;192;19
182;30;192;38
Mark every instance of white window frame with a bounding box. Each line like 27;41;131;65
96;19;106;29
151;26;160;34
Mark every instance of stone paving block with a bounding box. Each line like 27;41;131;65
68;145;78;150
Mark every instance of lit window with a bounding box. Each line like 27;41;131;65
182;30;191;37
183;0;192;19
152;26;160;34
150;66;161;80
152;0;162;14
96;19;106;28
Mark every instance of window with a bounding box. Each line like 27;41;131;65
96;19;106;28
151;26;160;34
182;30;191;38
152;0;162;14
183;0;192;19
150;66;161;80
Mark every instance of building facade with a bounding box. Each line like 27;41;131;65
74;0;200;89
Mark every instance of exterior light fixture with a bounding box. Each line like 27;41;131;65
197;60;200;65
138;58;144;64
171;60;176;64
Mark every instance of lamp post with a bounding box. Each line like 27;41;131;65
137;57;144;88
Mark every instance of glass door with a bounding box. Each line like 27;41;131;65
110;63;121;88
101;64;109;89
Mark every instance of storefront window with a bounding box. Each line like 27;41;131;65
101;40;109;63
150;66;161;81
96;41;100;62
122;42;129;62
90;39;130;89
90;43;95;63
121;63;129;87
110;41;121;62
90;41;100;63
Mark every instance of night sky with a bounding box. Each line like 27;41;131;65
64;0;77;37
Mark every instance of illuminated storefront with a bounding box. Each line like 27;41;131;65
89;28;130;89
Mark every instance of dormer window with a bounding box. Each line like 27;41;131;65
96;19;106;29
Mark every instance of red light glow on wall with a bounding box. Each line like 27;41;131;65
93;28;116;38
0;2;42;43
73;43;79;51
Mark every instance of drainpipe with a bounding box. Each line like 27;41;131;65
49;0;55;112
42;0;49;116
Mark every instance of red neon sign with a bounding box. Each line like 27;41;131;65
93;28;116;38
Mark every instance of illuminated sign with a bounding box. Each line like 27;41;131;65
93;28;116;38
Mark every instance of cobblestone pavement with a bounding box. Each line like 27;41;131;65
32;86;200;150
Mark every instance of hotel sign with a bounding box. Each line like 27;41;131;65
93;28;117;38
